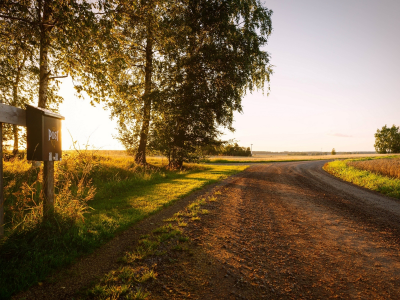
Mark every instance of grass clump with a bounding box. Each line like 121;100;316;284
324;158;400;198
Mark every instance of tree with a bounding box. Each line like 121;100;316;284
374;125;400;154
0;13;62;154
102;0;171;165
0;0;100;109
150;0;273;168
331;148;336;155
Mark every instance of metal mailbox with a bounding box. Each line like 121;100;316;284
26;105;65;161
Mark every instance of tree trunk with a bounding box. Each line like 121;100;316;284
38;0;50;109
12;82;19;156
38;0;54;218
135;21;153;165
12;125;18;156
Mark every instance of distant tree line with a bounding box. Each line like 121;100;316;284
1;0;273;168
201;141;251;157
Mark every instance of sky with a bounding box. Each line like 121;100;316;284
58;0;400;152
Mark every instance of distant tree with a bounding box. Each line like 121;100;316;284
374;125;400;154
331;148;336;155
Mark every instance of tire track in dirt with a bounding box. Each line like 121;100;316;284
149;161;400;299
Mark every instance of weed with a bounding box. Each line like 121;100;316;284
137;269;157;282
126;287;149;300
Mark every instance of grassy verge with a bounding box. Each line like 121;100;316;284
323;159;400;199
79;191;220;300
0;154;246;299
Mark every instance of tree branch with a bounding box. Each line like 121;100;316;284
0;14;33;24
48;75;68;80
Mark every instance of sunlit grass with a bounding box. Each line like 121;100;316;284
0;153;247;299
324;157;400;198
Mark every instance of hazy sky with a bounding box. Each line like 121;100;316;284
59;0;400;152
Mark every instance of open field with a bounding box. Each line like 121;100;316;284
347;157;400;179
203;153;393;163
0;153;246;299
324;156;400;199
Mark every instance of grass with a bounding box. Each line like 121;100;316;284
82;191;220;299
323;156;400;199
0;152;247;299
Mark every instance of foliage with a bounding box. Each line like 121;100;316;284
146;0;273;168
0;153;246;298
331;148;336;155
0;7;62;152
106;0;273;168
323;158;400;199
374;125;400;154
201;141;251;157
0;0;100;110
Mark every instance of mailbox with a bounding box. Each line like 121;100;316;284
26;105;65;161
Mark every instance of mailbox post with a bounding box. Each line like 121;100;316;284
26;105;64;217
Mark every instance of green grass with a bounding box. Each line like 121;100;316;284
323;159;400;199
82;191;219;300
0;154;246;299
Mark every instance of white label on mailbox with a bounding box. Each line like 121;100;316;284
55;153;58;161
49;152;52;161
48;129;59;141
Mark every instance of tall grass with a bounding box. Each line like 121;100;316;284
0;151;245;299
323;159;400;199
347;157;400;179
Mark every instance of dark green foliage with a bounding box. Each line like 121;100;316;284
147;0;273;168
374;125;400;154
201;141;252;156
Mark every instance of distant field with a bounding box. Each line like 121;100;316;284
203;153;393;163
61;151;394;164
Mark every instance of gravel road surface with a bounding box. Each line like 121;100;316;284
150;160;400;299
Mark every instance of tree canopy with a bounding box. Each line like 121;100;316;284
374;125;400;154
2;0;274;168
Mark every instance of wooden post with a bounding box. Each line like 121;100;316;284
0;121;4;237
43;161;54;217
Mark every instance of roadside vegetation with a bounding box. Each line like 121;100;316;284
80;192;219;300
0;151;246;299
323;156;400;199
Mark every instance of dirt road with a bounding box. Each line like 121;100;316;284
16;160;400;299
149;160;400;299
